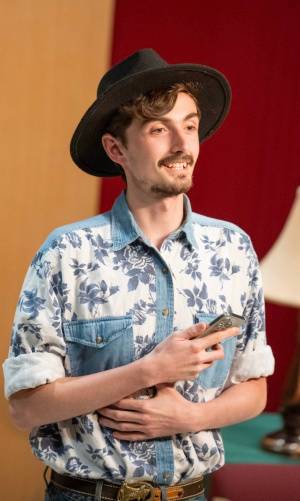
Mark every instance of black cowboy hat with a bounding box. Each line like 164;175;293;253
70;48;231;177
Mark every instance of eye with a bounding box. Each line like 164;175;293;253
186;123;198;132
150;126;166;135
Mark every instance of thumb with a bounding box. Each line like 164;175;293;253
181;323;207;340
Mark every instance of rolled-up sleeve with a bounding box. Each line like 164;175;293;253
228;341;274;384
227;240;275;385
3;245;66;398
3;352;66;398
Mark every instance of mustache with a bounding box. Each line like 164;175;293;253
158;154;194;167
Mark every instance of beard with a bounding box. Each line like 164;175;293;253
126;152;195;199
150;174;193;197
150;152;194;197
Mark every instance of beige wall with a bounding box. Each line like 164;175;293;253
0;1;115;499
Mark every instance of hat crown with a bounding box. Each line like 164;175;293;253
97;48;168;97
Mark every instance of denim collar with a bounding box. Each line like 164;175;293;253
111;191;198;251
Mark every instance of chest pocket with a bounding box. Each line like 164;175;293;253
195;313;237;390
63;316;134;377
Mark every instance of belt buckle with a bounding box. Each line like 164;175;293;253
117;480;155;501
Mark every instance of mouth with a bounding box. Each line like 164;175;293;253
161;161;189;171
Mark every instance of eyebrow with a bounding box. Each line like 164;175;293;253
141;111;200;126
184;112;201;121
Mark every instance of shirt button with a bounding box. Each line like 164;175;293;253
163;471;171;480
162;267;168;274
96;336;103;344
162;308;169;317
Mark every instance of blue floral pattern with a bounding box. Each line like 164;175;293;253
4;192;273;485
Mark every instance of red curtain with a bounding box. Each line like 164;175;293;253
100;1;300;411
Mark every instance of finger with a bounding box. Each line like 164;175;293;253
99;417;144;432
112;398;146;411
113;432;148;441
99;416;119;429
200;346;224;363
156;383;175;391
99;408;144;423
199;326;239;349
181;323;207;339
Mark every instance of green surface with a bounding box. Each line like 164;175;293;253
222;412;300;464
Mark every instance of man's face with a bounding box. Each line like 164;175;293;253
121;92;200;200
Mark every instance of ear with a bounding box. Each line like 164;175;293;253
101;133;127;167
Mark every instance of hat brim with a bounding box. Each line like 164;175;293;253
70;64;231;177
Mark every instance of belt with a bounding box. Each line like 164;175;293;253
50;470;205;501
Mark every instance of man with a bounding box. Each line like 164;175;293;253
4;49;274;501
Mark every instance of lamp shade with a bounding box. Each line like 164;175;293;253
260;187;300;308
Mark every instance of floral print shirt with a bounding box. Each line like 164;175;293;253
3;192;274;485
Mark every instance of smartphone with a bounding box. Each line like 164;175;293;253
200;313;245;337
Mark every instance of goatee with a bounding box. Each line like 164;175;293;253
150;176;193;197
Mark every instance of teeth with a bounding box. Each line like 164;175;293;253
164;162;187;169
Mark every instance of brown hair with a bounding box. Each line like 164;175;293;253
104;82;200;146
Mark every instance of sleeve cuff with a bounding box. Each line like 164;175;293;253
228;344;275;384
2;352;66;398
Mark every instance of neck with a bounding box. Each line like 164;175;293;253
125;191;185;249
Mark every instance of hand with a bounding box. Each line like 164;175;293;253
97;385;197;441
144;323;239;386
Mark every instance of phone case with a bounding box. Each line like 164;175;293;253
201;313;245;337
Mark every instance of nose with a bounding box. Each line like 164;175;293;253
170;127;188;153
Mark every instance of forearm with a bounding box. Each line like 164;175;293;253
9;357;154;431
96;379;267;441
190;377;267;432
8;323;239;431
